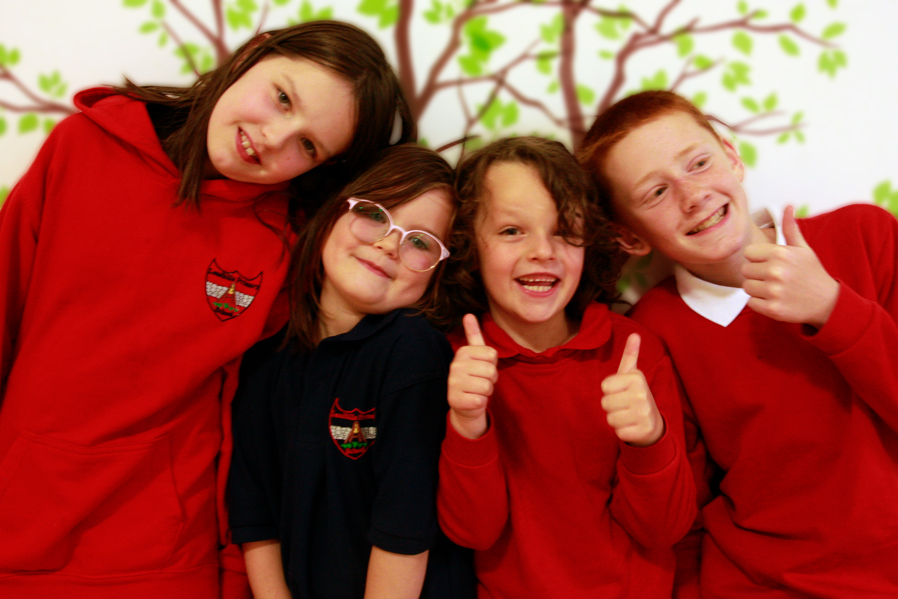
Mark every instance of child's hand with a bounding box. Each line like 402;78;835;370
601;333;665;447
742;205;839;330
447;314;498;440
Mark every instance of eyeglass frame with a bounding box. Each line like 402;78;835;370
344;198;451;272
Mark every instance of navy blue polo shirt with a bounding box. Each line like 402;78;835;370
228;309;474;599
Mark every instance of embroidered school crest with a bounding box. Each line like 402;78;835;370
329;399;377;460
205;259;262;321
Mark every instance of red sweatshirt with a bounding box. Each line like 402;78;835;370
0;88;291;598
629;204;898;597
437;302;696;598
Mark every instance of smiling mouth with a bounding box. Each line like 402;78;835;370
240;130;257;158
516;277;558;292
688;205;727;235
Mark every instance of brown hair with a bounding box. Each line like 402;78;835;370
577;90;719;218
117;20;414;209
287;143;456;351
438;136;621;329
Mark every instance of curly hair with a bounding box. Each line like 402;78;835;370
435;136;622;331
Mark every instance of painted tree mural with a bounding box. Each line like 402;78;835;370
0;0;891;227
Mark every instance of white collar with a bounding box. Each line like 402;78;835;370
673;208;784;327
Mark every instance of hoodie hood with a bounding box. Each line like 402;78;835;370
73;87;289;201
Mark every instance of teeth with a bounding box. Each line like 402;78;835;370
689;206;726;234
240;131;256;157
518;278;556;292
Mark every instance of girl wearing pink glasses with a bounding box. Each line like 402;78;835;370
226;143;474;599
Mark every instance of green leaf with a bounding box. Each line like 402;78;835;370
833;49;847;67
674;34;694;57
139;21;159;33
616;273;631;293
794;130;805;143
0;186;8;205
599;50;615;60
158;32;168;47
596;17;620;40
693;55;714;70
792;111;804;124
873;180;893;204
273;0;290;5
19;113;39;134
237;0;258;11
779;35;800;56
423;9;440;24
722;73;736;92
457;54;482;77
501;102;519;127
733;31;752;55
818;51;834;76
827;0;838;7
0;116;6;136
741;97;759;113
753;9;768;19
762;92;778;111
541;14;563;44
777;132;790;144
576;84;595;105
795;205;810;218
480;99;501;130
0;45;6;67
691;91;707;109
738;141;757;167
822;22;846;39
43;118;57;134
151;0;165;18
547;80;559;94
790;4;806;24
8;48;20;66
641;70;668;91
123;0;148;7
737;1;748;15
377;6;399;28
536;53;554;74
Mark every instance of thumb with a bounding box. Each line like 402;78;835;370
462;313;486;346
617;333;641;374
782;205;809;248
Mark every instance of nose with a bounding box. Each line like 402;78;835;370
373;229;402;258
527;233;555;261
263;117;300;150
677;178;708;213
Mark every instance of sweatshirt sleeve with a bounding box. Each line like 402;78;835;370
0;123;59;393
802;206;898;432
608;350;697;549
437;415;510;551
227;333;287;544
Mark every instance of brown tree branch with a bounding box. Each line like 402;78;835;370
0;67;75;116
169;0;229;63
161;21;201;77
396;0;416;113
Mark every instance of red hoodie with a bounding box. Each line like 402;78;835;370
0;88;291;598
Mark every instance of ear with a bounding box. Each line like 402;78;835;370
719;136;745;183
612;222;652;257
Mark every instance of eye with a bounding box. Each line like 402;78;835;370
301;138;317;158
407;233;432;251
499;226;520;236
354;204;387;224
276;88;290;106
692;157;710;170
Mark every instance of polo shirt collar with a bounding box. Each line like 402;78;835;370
673;208;783;327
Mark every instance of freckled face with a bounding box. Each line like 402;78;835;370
475;162;584;348
320;189;454;328
206;55;356;184
604;112;752;278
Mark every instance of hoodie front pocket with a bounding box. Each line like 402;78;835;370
0;430;184;575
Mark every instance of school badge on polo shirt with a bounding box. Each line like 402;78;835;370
205;259;262;321
329;399;377;459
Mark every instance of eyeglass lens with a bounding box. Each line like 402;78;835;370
349;202;443;271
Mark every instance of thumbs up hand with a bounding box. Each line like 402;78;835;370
601;333;665;447
447;314;498;440
742;206;839;329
